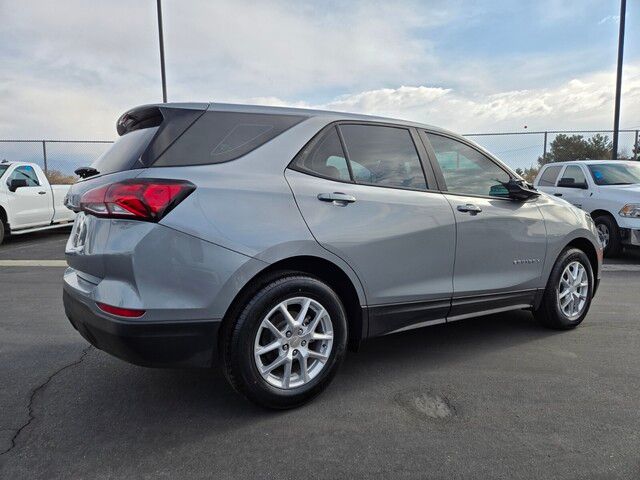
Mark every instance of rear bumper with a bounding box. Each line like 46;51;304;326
63;289;220;368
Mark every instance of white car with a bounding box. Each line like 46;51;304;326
534;160;640;256
0;160;76;244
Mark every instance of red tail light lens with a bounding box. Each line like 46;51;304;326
80;179;195;221
97;302;145;318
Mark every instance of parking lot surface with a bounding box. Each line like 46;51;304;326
1;231;639;479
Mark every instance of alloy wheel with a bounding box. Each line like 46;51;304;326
596;223;610;249
253;297;334;389
557;261;589;320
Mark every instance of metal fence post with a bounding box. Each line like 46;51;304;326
41;140;48;174
543;131;548;160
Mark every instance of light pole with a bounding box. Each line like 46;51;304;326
612;0;626;159
157;0;168;103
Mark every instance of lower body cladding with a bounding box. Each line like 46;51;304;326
63;288;219;368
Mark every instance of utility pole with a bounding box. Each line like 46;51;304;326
612;0;626;159
157;0;168;103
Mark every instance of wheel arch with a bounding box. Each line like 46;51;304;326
218;255;366;356
564;237;600;287
590;209;617;224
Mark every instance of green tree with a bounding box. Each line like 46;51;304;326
537;133;612;167
585;133;613;159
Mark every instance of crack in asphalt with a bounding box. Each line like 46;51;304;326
0;345;92;456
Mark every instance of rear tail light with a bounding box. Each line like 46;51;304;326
97;302;145;318
80;179;195;222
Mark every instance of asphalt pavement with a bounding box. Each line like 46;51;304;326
1;230;639;479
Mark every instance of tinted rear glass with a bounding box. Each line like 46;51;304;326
92;127;158;175
154;111;306;167
291;127;350;181
340;125;427;190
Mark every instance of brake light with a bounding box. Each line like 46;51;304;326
97;302;145;318
80;179;195;221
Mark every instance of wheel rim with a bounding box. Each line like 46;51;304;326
253;297;334;389
596;223;610;249
557;261;589;320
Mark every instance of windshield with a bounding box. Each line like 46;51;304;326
0;164;9;178
588;163;640;186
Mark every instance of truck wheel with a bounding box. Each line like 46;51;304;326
221;273;348;409
594;214;621;257
534;248;594;330
0;222;5;245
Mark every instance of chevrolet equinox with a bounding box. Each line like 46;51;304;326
63;103;602;408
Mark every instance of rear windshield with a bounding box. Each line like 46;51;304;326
0;164;9;179
91;127;158;175
588;163;640;186
153;111;306;167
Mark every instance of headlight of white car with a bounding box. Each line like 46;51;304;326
619;204;640;218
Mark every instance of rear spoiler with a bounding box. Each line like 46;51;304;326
116;103;209;167
116;103;209;136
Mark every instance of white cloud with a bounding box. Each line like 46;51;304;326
252;64;640;134
598;15;620;25
0;0;637;142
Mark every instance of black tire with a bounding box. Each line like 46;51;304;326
0;221;4;245
594;214;621;257
534;248;594;330
221;273;348;409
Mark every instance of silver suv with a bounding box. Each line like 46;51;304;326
63;103;602;408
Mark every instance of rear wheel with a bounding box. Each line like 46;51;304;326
594;214;621;257
0;221;5;245
534;248;594;330
221;273;348;409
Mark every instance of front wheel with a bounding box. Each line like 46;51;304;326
594;215;621;257
221;274;348;409
534;248;594;330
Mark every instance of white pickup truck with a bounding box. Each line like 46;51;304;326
534;160;640;257
0;161;76;244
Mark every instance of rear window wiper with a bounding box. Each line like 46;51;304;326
74;166;100;178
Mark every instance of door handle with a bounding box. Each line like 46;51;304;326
554;193;563;197
317;192;356;205
457;203;482;215
38;191;47;195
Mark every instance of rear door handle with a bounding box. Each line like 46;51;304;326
554;193;563;197
456;203;482;215
38;191;47;195
317;192;356;205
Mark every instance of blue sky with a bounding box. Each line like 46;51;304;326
0;0;638;163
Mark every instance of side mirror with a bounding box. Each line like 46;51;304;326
557;178;588;189
8;178;28;192
500;179;540;201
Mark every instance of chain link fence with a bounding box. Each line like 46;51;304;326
0;140;113;184
0;129;638;184
465;129;639;180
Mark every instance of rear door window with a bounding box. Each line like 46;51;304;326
338;125;427;190
538;165;562;186
291;127;350;181
155;111;306;166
